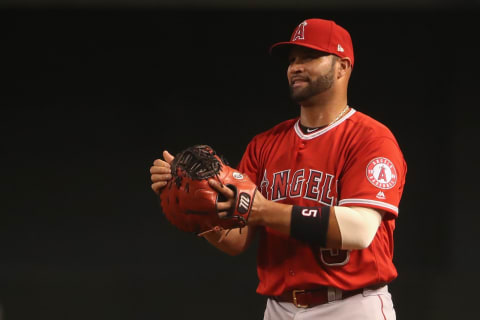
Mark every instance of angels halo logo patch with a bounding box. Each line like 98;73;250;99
366;157;397;189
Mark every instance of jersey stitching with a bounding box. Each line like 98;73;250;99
338;198;399;213
294;109;356;140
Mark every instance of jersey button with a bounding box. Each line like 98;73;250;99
299;143;306;149
289;269;295;276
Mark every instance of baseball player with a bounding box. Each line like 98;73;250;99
151;18;406;320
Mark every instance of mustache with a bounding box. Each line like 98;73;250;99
290;75;310;85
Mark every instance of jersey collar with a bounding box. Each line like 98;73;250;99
294;108;356;140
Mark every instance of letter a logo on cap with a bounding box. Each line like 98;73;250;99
292;21;308;41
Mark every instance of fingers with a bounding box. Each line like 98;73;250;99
150;170;172;195
163;150;174;164
217;211;230;218
209;179;235;213
150;164;172;184
150;165;171;174
151;173;172;182
151;181;168;195
150;151;174;194
153;158;171;168
208;179;234;198
152;149;174;168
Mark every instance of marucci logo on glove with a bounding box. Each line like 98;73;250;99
238;193;251;214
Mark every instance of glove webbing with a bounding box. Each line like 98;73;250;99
173;145;223;184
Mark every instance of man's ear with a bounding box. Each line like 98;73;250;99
337;57;352;79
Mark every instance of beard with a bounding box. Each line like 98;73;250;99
289;63;335;103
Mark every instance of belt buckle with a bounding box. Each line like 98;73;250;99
292;289;308;308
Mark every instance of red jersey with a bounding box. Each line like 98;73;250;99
237;108;407;296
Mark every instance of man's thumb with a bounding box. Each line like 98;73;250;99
163;150;174;164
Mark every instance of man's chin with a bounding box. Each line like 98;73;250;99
290;90;313;104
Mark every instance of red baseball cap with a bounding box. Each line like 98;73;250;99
270;18;354;67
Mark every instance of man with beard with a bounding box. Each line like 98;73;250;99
150;18;406;320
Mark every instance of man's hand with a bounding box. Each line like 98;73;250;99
208;179;269;227
207;179;235;218
150;150;174;195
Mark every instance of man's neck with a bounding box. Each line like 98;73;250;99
299;95;348;128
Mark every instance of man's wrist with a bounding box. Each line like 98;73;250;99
247;190;265;226
248;196;292;235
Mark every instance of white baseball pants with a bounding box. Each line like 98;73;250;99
263;285;396;320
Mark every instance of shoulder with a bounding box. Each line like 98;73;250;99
249;118;298;144
242;118;297;162
347;109;399;143
342;109;405;166
345;109;406;170
239;118;297;174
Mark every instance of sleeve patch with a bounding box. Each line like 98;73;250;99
365;157;397;190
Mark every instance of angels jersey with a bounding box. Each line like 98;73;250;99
237;108;407;296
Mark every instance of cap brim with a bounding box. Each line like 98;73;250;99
269;41;331;57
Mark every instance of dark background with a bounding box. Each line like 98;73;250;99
1;1;479;319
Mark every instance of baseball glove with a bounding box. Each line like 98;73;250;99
159;145;257;236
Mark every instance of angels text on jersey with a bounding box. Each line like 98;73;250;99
260;168;337;206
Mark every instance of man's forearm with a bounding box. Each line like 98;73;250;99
248;193;346;249
201;226;255;256
248;198;293;235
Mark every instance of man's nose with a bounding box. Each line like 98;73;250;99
289;61;305;73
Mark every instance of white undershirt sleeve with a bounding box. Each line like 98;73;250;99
334;206;384;250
